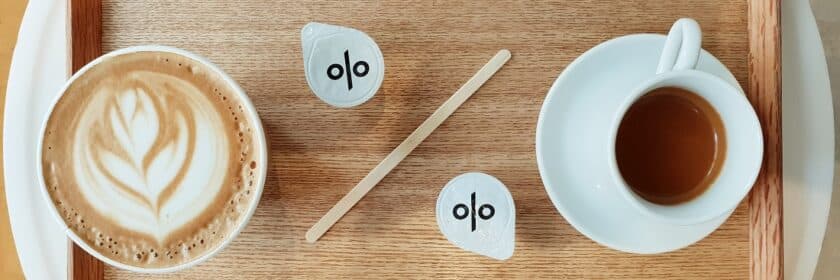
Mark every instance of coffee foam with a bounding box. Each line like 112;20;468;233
41;50;262;268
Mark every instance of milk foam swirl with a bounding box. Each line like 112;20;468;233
72;71;229;242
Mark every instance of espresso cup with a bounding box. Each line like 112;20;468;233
608;19;763;225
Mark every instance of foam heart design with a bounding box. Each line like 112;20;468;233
72;71;231;242
93;84;194;213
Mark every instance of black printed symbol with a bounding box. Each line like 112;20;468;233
452;192;495;232
327;50;369;91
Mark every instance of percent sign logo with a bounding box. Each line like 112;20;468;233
326;50;370;91
452;192;495;232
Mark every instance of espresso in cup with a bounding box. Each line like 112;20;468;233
615;87;726;205
39;47;266;270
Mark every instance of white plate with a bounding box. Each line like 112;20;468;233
4;0;68;279
781;0;835;279
536;34;738;254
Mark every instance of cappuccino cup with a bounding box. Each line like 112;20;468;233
37;46;267;272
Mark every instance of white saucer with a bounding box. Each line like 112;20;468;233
536;34;739;254
4;1;69;278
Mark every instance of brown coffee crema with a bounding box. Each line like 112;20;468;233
615;87;726;205
41;51;261;268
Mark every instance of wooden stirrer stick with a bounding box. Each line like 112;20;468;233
306;49;511;243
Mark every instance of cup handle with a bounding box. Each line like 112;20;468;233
656;18;702;74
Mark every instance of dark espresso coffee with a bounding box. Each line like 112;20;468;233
615;87;726;205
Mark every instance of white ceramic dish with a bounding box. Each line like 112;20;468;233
4;0;69;279
5;1;271;277
536;34;741;254
781;0;835;279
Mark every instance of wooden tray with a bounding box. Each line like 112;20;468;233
68;0;781;278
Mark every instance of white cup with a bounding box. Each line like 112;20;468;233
608;19;764;225
36;46;268;273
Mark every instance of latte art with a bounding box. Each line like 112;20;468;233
76;71;228;241
41;50;264;269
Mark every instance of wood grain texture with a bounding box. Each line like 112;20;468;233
69;0;105;279
747;0;783;279
97;0;758;278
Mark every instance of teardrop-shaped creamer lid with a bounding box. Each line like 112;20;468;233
301;22;385;108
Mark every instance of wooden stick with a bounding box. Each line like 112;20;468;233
306;49;511;243
746;0;782;279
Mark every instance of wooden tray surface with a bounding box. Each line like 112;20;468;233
66;0;781;278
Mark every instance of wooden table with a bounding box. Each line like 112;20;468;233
0;1;28;278
66;0;782;278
